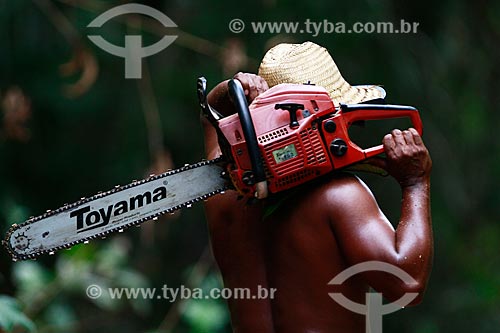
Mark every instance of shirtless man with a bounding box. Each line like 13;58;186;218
202;55;432;333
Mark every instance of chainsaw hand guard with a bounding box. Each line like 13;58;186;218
227;79;268;199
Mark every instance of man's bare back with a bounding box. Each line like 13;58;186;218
203;73;432;333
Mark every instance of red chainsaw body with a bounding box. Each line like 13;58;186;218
217;83;422;196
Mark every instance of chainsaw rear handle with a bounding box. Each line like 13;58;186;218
227;79;268;199
340;103;423;158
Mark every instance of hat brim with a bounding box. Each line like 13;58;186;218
258;41;386;105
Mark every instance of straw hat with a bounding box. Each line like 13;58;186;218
258;41;386;105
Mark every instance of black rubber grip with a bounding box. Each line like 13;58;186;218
227;80;266;183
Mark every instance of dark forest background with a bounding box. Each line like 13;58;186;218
0;0;499;332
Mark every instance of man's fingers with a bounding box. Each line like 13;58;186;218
383;133;396;150
402;130;415;145
409;128;423;145
260;78;269;92
392;129;406;147
233;72;269;103
251;77;269;99
247;80;257;101
380;128;431;185
256;76;269;94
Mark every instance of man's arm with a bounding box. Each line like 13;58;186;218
328;128;432;304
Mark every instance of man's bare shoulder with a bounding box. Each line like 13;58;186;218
311;173;376;206
298;172;383;229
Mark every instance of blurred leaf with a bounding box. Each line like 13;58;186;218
0;295;35;332
42;301;77;332
12;262;52;298
94;237;131;275
182;272;229;333
116;270;152;316
1;199;30;229
183;299;228;333
85;277;121;311
55;254;93;291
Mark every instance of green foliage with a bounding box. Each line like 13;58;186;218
1;238;153;332
182;274;229;333
183;300;228;333
0;0;498;332
0;296;35;332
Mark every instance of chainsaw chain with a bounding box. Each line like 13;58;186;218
3;156;228;261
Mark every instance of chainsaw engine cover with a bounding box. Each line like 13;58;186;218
218;83;336;196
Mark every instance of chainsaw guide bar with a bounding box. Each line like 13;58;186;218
3;157;228;261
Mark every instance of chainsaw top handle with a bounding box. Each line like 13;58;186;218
339;103;423;158
227;79;268;199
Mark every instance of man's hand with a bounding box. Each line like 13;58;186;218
383;128;432;187
233;72;269;103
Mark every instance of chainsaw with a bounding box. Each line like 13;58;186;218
3;78;422;261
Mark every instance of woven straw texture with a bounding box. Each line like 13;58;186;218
258;41;385;105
